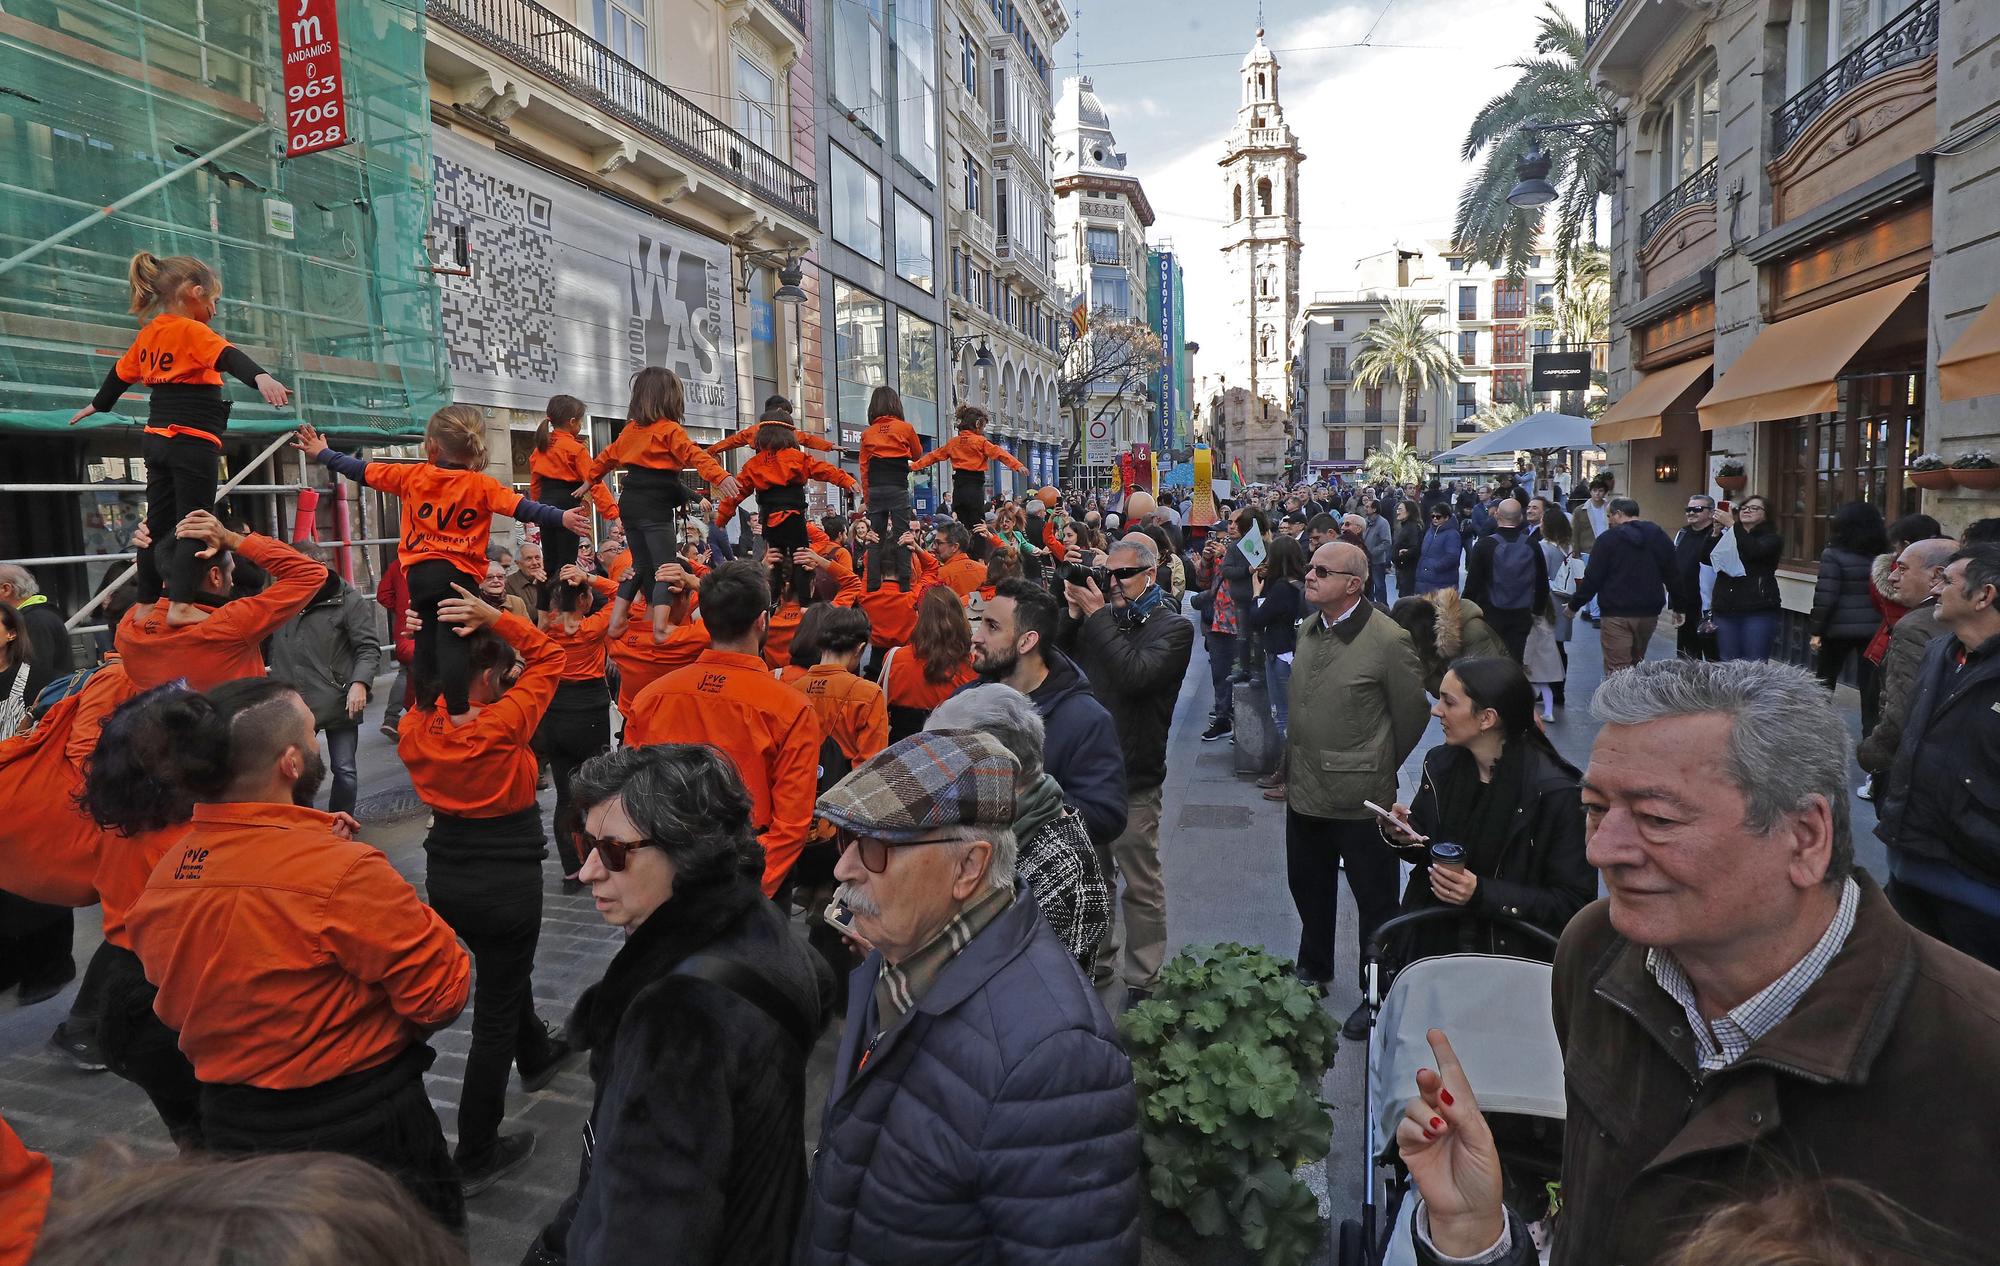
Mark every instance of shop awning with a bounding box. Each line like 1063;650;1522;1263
1592;355;1713;444
1696;274;1925;430
1940;293;2000;402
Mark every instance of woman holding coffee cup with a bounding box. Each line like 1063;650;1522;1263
1375;656;1593;964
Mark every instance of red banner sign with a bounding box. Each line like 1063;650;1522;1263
281;0;350;158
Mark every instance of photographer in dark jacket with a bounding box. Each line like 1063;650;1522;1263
528;745;833;1266
1707;496;1784;661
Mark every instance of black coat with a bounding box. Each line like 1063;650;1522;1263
1392;741;1593;964
1876;631;2000;882
1392;518;1424;576
1059;593;1194;792
15;598;73;678
534;875;833;1266
1810;546;1880;641
1707;524;1783;614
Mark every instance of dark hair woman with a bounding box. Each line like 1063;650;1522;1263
532;564;619;883
1811;500;1890;697
0;599;45;740
1707;494;1784;661
529;393;617;572
1377;656;1593;964
882;585;974;741
1391;501;1424;600
1246;533;1307;799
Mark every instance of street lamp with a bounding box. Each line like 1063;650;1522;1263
1506;118;1622;211
949;335;996;369
773;256;807;305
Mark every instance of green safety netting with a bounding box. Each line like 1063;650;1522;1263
0;0;447;439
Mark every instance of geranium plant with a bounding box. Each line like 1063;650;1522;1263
1951;449;1997;469
1910;452;1947;471
1715;459;1745;478
1120;943;1337;1266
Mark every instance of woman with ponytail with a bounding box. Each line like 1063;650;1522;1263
1374;655;1593;964
529;394;620;571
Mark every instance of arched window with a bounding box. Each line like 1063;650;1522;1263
1256;72;1266;97
1257;177;1273;215
1259;325;1274;358
1233;185;1242;221
1259;272;1269;297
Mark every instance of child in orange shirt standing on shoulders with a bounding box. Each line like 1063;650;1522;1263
294;408;589;721
913;403;1028;531
529;394;620;571
713;416;857;604
70;253;292;627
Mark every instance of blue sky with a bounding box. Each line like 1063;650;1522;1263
1051;0;1578;362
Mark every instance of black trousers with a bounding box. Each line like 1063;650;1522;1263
201;1043;464;1230
951;471;986;531
0;892;73;995
406;559;481;715
539;682;612;875
1285;809;1401;987
1817;637;1873;697
1675;615;1719;662
1483;606;1533;663
138;431;220;605
424;852;558;1164
539;480;586;572
1887;878;2000;973
865;493;913;592
94;941;202;1146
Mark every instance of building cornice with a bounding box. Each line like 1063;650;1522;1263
1052;172;1155;226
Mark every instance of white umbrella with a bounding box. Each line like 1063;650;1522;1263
1432;411;1599;463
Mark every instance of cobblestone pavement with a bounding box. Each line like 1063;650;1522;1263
0;609;1882;1264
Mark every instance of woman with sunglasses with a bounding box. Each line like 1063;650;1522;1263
1708;495;1784;661
398;583;577;1196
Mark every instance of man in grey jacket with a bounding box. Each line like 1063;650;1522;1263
1361;497;1394;602
268;566;381;815
1856;536;1955;778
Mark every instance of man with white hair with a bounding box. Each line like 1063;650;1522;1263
1060;532;1194;1008
0;564;73;678
801;730;1140;1264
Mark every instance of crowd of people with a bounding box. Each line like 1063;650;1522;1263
3;281;1999;1266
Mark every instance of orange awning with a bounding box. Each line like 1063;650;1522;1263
1697;274;1925;430
1592;355;1713;444
1940;293;2000;402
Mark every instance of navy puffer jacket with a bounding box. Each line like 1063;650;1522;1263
797;887;1142;1265
1416;524;1463;594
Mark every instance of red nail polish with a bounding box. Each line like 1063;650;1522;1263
1422;1128;1436;1140
1430;1116;1443;1129
1440;1089;1455;1106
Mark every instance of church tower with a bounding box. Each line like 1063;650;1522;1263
1218;29;1304;481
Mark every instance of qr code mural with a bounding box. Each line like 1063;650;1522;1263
432;155;560;386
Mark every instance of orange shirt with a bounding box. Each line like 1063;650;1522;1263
0;683;129;909
609;610;708;726
807;523;854;573
791;663;890;766
937;553;985;599
857;415;924;489
626;649;821;897
361;462;524;577
828;550;941;649
129;802;470;1090
114;313;228;387
708;420;836;456
530;428;621;519
398;613;563;818
587;418;728;484
0;1113;49;1266
912;430;1028;475
763;562;865;670
541;580;618;681
96;823;191;952
884;649;976;712
716;448;857;524
117;534;327;691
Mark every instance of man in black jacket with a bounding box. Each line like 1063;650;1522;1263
1462;500;1547;662
1060;532;1194;1010
1670;495;1720;661
1875;542;2000;969
0;565;74;678
1565;499;1676;674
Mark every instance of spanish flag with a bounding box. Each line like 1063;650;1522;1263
1069;296;1089;339
1232;457;1247;488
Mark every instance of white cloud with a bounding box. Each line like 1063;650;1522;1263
1125;0;1532;380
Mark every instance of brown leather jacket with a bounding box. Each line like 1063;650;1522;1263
1421;875;2000;1266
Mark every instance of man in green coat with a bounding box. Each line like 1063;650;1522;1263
1285;539;1431;1039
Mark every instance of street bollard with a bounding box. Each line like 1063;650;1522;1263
1231;675;1280;776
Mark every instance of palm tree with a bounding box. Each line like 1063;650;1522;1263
1351;299;1463;451
1454;3;1618;289
1531;246;1611;349
1467;400;1529;434
1362;440;1427;490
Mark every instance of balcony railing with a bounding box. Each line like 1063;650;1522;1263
1322;410;1347;425
766;0;806;33
1585;0;1629;46
1773;0;1938;153
428;0;817;225
1638;158;1717;249
1087;244;1122;265
1322;364;1348;382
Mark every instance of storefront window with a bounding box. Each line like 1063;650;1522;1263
1764;371;1922;567
897;310;939;433
834;281;888;441
831;145;883;262
894;194;934;293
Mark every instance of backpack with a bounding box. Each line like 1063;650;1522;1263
1487;533;1539;611
31;665;101;719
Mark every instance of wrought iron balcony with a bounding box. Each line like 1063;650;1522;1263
1773;0;1937;154
1638;158;1717;250
1322;364;1348;383
1322;409;1347;425
1087;244;1122;265
428;0;817;225
766;0;806;34
1585;0;1629;46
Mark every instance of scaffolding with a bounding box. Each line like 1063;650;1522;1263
0;0;447;625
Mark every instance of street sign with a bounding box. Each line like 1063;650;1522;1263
1532;351;1592;393
1085;415;1112;464
280;0;351;158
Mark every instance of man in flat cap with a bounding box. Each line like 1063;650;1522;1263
796;730;1142;1265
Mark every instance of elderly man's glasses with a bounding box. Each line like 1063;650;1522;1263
1105;564;1150;580
1307;564;1366;581
836;830;961;873
570;827;662;873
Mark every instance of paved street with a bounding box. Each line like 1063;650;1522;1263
0;605;1883;1264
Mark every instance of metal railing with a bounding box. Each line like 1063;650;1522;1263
1322;410;1347;425
1322;364;1348;382
1638;158;1716;248
1585;0;1629;45
1087;244;1122;265
428;0;817;225
1773;0;1938;153
766;0;806;34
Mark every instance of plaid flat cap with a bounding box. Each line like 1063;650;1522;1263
816;730;1018;842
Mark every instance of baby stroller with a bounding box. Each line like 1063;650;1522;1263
1336;907;1567;1266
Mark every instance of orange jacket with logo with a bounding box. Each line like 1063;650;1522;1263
0;668;143;908
883;648;977;712
540;575;618;681
529;428;620;519
762;562;865;670
129;801;470;1090
116;533;327;691
0;1113;48;1266
587;418;729;485
96;823;191;952
625;649;821;897
912;431;1028;475
937;553;985;599
609;610;708;726
791;664;889;766
857;415;924;490
398;612;563;818
714;448;857;526
708;420;836;456
362;462;531;578
825;551;941;649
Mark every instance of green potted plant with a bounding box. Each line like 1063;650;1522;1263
1910;452;1953;491
1120;944;1337;1266
1951;449;2000;492
1713;459;1747;492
